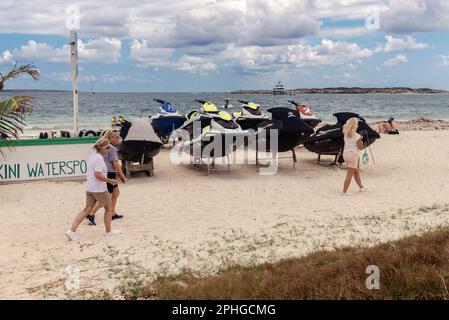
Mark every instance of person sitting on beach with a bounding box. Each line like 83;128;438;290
296;104;314;116
65;138;121;241
378;117;399;135
342;117;366;194
86;129;126;226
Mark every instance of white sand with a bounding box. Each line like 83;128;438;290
1;130;449;299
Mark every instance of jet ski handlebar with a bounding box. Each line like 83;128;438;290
288;100;300;106
153;99;166;104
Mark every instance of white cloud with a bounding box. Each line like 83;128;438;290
7;38;121;64
0;0;447;40
11;41;69;63
79;38;122;63
438;55;449;67
130;39;217;74
320;26;371;39
312;0;387;21
1;0;446;77
171;56;218;74
239;0;320;46
45;72;96;83
45;72;71;82
381;0;449;33
127;0;320;55
376;35;427;52
221;39;373;74
383;54;408;66
129;40;174;67
0;50;13;64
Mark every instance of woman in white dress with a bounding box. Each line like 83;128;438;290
342;117;366;194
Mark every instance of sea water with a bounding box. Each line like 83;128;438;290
1;90;448;130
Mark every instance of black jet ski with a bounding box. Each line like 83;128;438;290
255;107;314;153
288;101;322;128
232;100;271;131
150;99;186;143
303;112;380;158
118;118;163;163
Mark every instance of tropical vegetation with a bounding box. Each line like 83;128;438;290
0;63;40;142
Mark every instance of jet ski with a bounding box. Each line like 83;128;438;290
175;110;248;160
111;115;126;128
232;100;271;131
288;101;322;128
118;118;163;163
303;112;380;159
256;107;314;153
178;100;222;138
150;99;186;143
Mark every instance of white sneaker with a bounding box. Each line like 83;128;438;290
341;192;351;196
105;229;122;236
65;229;78;241
360;186;367;192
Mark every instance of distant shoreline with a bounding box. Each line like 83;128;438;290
231;87;448;94
2;87;448;94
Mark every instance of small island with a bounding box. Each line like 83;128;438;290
231;87;448;94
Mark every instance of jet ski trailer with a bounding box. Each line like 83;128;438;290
303;112;380;164
150;99;186;144
254;107;314;167
118;118;163;178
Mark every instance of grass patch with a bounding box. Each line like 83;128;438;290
134;228;449;300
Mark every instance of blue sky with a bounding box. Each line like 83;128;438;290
1;0;449;92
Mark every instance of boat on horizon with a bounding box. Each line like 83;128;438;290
273;81;286;95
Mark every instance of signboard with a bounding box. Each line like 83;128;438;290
0;137;98;183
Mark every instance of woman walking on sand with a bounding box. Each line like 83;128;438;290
65;139;121;241
342;117;366;194
86;129;126;226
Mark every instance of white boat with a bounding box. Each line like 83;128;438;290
273;81;286;95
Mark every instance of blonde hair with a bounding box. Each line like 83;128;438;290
101;129;119;140
93;138;110;152
343;117;359;138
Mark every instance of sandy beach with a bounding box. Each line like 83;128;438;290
1;126;449;299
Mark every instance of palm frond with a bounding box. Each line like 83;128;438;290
0;63;40;91
0;63;38;157
0;97;28;140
